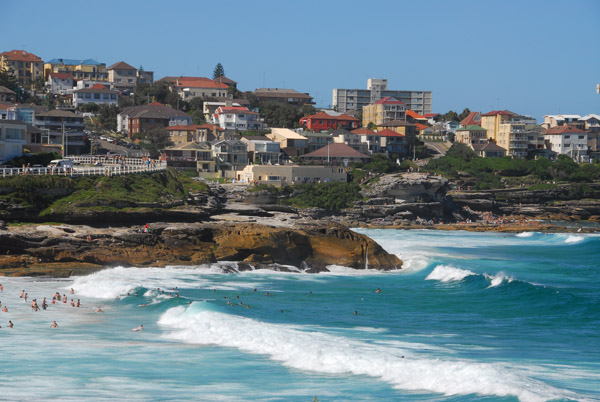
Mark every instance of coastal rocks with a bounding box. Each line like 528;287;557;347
0;222;402;277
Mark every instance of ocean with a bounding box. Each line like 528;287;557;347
0;229;598;402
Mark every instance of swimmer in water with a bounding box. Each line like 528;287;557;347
2;306;8;312
19;290;24;298
375;288;381;293
94;307;104;313
354;310;358;315
131;325;143;332
51;320;58;328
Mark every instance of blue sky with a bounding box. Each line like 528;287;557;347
2;0;598;121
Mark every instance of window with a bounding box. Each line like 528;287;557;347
94;93;100;99
578;135;585;139
128;79;133;83
268;176;281;181
564;135;570;139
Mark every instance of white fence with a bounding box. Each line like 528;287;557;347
1;158;167;178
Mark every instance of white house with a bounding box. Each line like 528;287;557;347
544;125;588;162
47;72;74;95
0;120;27;164
73;84;119;107
212;106;263;131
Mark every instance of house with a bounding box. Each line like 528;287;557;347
212;106;263;131
455;125;488;146
136;68;154;85
117;103;192;137
108;61;137;91
237;164;348;186
0;50;44;89
197;123;226;142
169;77;230;100
212;140;248;177
72;84;118;107
240;136;281;164
406;110;429;125
471;142;507;158
362;96;406;127
6;104;47;124
299;111;360;132
266;128;308;157
253;88;313;106
33;109;86;155
460;111;482;127
580;114;600;154
303;131;334;152
375;120;417;146
375;129;408;155
0;120;27;164
203;101;243;121
351;127;381;154
542;115;585;130
0;86;17;102
163;142;215;171
44;58;108;82
302;142;371;165
214;76;237;89
47;73;74;95
544;125;589;162
332;129;369;154
166;125;205;145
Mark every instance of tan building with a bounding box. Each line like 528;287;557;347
362;96;406;127
481;110;535;158
542;115;585;130
166;125;204;145
266;128;308;157
0;50;44;90
455;125;488;146
108;61;137;91
44;58;108;82
237;164;347;186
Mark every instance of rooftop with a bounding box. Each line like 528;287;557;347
268;128;308;140
457;125;487;131
46;58;103;66
49;72;74;80
301;111;359;121
460;111;482;126
254;88;313;99
1;50;43;62
406;110;427;120
351;128;376;136
544;125;587;135
374;96;404;105
376;129;405;137
303;143;370;158
108;61;136;70
482;110;515;117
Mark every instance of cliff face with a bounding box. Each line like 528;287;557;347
0;223;402;277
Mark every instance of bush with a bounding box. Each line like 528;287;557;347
281;182;361;211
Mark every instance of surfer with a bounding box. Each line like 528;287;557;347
132;325;143;332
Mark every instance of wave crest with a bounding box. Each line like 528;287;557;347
425;265;476;282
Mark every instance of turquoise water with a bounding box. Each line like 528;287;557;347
0;229;598;401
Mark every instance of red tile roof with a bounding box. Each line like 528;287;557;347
175;77;228;89
482;110;514;117
198;123;225;131
374;96;404;105
423;113;439;118
91;84;108;90
301;112;359;122
0;50;42;62
544;125;587;134
376;129;405;137
50;72;74;80
166;125;204;131
460;111;482;126
406;110;427;120
303;143;370;158
149;102;163;106
414;123;429;131
216;106;257;115
351;128;376;135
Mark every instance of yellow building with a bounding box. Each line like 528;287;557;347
455;125;488;146
44;58;108;82
481;111;528;158
362;96;406;127
0;50;44;89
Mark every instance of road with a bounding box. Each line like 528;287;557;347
423;140;451;159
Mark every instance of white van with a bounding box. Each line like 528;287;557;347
48;159;74;172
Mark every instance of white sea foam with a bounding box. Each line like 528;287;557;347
158;303;582;402
516;231;536;238
485;272;514;288
564;235;584;244
425;265;476;282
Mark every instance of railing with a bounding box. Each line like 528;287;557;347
1;159;166;178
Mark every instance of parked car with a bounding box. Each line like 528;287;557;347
31;164;45;173
48;159;74;173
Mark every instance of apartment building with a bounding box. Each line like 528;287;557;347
47;72;74;95
455;125;488;146
481;110;537;158
72;84;118;107
34;109;86;155
544;125;588;162
0;50;44;89
44;58;108;82
0;120;27;164
299;111;359;131
333;78;432;116
362;97;406;127
108;61;137;91
253;88;313;106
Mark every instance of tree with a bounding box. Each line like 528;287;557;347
458;108;471;121
0;65;18;92
441;110;459;122
367;122;377;131
301;104;317;117
213;63;225;79
142;127;173;158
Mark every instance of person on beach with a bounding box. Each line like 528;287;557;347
132;325;143;331
51;321;58;328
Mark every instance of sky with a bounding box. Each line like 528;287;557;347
2;0;599;121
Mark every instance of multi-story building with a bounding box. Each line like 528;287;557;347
253;88;313;106
580;114;600;154
299;111;359;131
481;110;538;158
0;50;44;90
72;84;119;108
362;97;406;127
33;109;86;156
117;103;192;136
166;125;204;145
237;164;349;186
303;131;333;152
332;129;369;154
376;129;408;155
333;78;432;116
544;125;588;162
212;140;248;176
266;128;309;157
108;61;137;91
163;142;215;172
167;77;230;100
136;68;154;85
212;106;263;131
375;120;417;147
0;120;27;164
351;127;381;154
455;125;488;146
44;58;108;82
47;72;74;95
